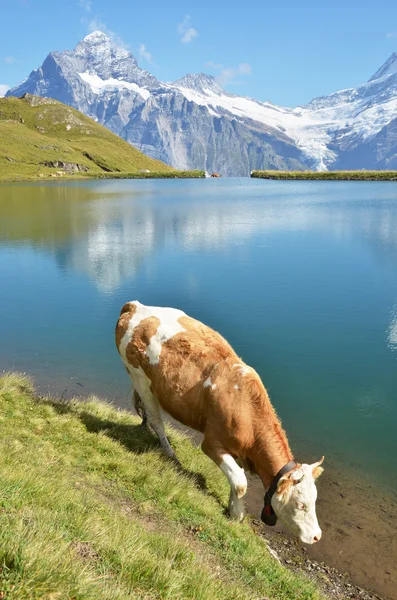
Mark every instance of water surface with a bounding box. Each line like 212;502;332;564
1;178;397;494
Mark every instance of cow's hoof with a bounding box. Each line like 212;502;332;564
228;498;246;522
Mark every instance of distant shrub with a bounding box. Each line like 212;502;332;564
251;170;397;181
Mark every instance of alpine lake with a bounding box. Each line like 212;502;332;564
1;178;396;598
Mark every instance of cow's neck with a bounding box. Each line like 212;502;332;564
249;399;294;489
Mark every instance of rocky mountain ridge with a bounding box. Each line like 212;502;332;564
7;32;397;175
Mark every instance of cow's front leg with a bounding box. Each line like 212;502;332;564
220;454;247;521
201;438;247;521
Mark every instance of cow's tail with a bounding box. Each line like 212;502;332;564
133;389;148;426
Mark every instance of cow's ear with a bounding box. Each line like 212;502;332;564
312;466;324;480
276;476;293;496
311;456;324;479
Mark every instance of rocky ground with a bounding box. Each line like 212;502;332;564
251;520;386;600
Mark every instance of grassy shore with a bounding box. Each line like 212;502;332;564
0;96;206;182
85;170;205;179
250;170;397;180
0;170;205;183
0;373;323;600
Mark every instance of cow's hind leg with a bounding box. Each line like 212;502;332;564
137;388;176;460
201;437;247;521
127;367;176;459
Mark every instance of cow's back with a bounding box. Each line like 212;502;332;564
115;301;239;430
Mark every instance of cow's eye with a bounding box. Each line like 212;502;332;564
296;502;307;511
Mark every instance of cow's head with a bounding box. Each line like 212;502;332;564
271;457;324;544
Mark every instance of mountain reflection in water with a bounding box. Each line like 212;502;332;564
1;179;397;294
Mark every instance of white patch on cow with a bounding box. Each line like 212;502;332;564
127;363;153;398
119;301;186;365
234;384;239;390
271;463;322;544
204;377;217;390
220;454;247;521
220;455;247;496
232;363;251;376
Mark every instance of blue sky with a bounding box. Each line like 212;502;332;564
1;0;397;106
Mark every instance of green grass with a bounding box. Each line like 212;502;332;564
0;95;205;182
250;170;397;180
0;373;324;600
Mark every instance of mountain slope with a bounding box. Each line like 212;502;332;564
7;32;397;175
0;93;173;180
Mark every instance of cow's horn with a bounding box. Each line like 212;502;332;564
312;456;324;468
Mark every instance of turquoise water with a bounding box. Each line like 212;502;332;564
1;178;396;491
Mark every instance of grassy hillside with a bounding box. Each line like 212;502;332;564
251;170;397;180
0;373;323;600
0;95;203;181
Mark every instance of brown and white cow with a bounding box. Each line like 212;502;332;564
116;301;324;544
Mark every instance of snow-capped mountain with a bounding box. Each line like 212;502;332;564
7;32;397;175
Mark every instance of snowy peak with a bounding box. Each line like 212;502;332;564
369;52;397;81
73;30;138;80
173;73;224;96
80;31;111;45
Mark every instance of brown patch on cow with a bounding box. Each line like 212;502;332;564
120;301;137;317
236;483;248;499
125;316;161;370
115;302;137;350
115;312;130;351
175;316;236;363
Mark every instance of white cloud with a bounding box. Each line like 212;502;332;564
207;62;252;87
178;15;198;43
0;84;9;97
4;56;17;64
87;18;129;49
78;0;92;11
182;28;198;43
386;31;397;39
206;61;223;69
138;44;153;65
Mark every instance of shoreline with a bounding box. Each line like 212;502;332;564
11;368;397;600
245;466;396;600
0;169;206;184
251;170;397;181
3;170;397;183
181;426;397;599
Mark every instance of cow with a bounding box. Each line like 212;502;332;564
115;301;324;544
